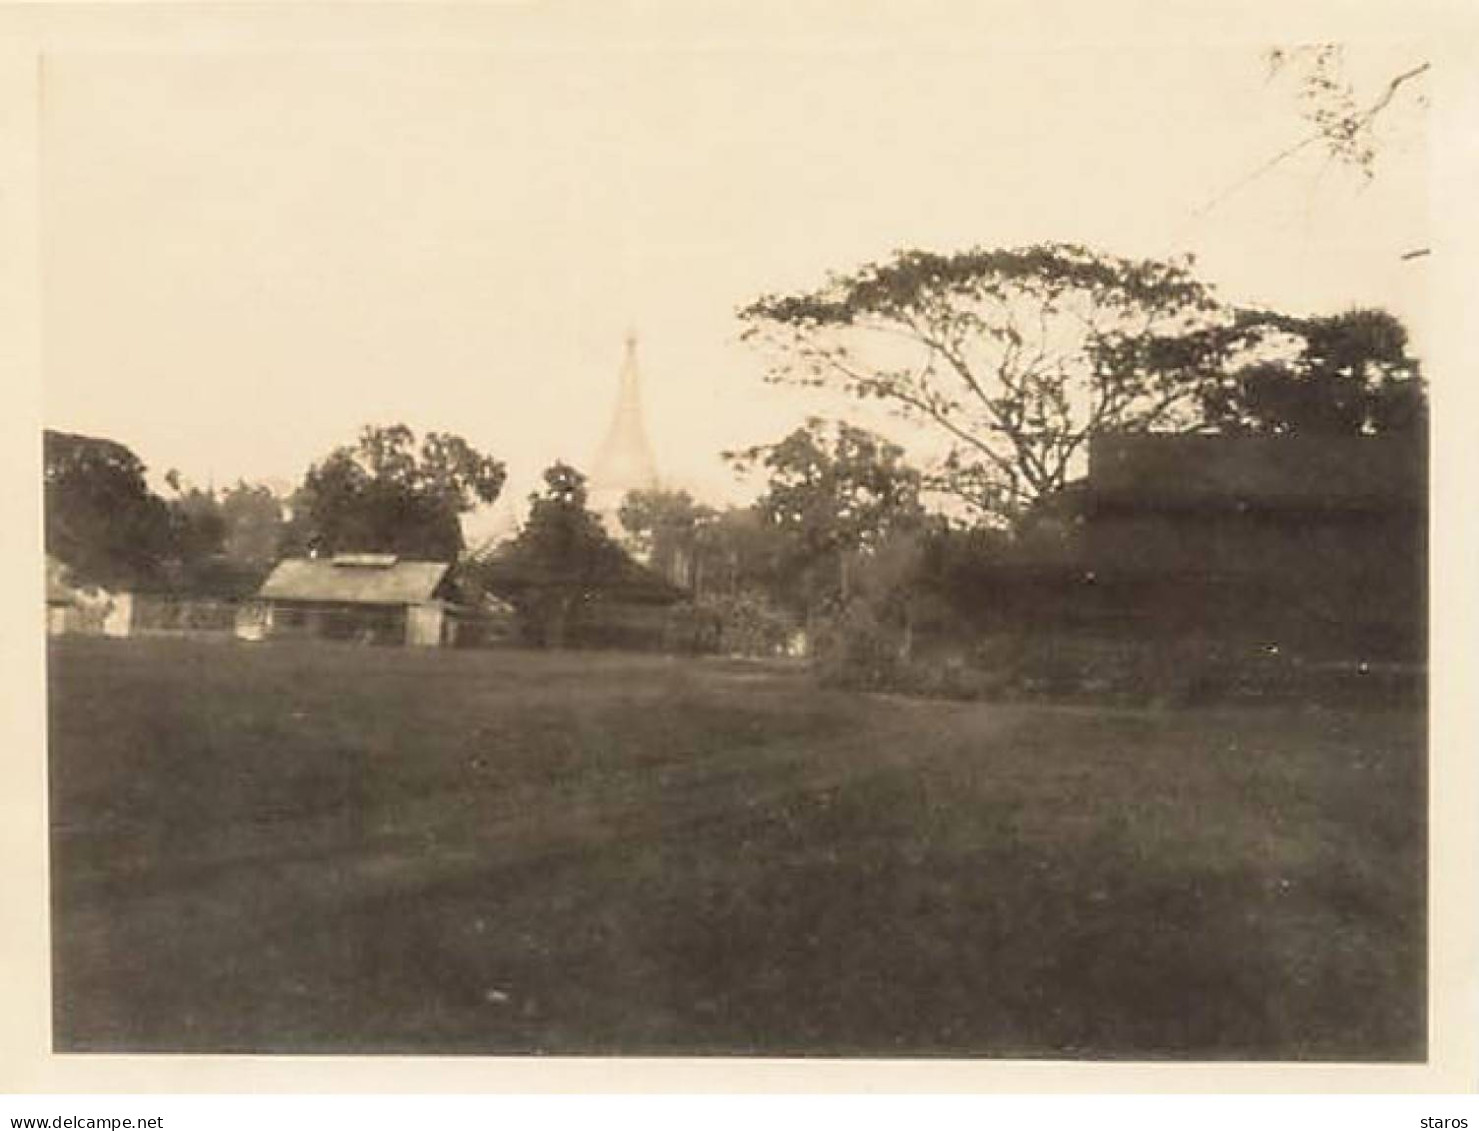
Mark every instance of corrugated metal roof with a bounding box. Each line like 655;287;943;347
258;558;450;605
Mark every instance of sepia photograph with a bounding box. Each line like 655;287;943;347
7;0;1467;1087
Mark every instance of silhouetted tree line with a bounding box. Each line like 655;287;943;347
45;241;1426;676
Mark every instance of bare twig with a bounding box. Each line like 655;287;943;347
1189;59;1430;221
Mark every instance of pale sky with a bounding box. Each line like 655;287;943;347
40;6;1430;534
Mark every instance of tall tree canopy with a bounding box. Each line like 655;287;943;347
507;463;621;580
157;475;293;597
618;488;717;588
162;475;227;570
44;430;175;589
740;243;1233;523
477;463;654;646
44;430;294;595
1199;308;1425;437
728;419;925;610
291;425;506;560
730;420;925;556
217;480;288;569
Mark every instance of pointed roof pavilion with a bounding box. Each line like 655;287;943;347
589;331;660;528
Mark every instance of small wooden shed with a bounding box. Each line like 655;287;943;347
249;554;455;646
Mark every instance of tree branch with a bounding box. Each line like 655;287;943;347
1191;59;1430;220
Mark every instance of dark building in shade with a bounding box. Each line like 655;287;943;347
1032;433;1427;661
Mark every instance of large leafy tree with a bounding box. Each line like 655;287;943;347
618;488;717;588
160;476;266;597
159;475;292;596
739;243;1234;524
217;480;289;569
44;430;175;589
44;429;291;595
162;474;227;569
1199;307;1425;436
290;425;506;560
728;419;925;611
476;463;635;646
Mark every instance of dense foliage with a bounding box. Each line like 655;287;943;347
44;430;175;590
740;243;1234;523
727;419;926;614
474;463;675;647
618;488;718;590
1199;308;1425;437
290;424;506;560
740;243;1427;527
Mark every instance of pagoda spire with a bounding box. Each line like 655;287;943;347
589;331;660;528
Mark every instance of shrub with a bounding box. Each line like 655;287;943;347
667;591;798;658
812;602;906;691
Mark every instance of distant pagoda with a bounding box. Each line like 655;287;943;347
588;331;660;533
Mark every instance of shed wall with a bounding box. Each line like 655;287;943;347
406;603;445;647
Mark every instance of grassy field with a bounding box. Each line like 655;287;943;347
47;637;1425;1059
